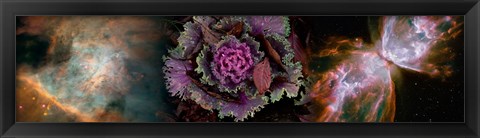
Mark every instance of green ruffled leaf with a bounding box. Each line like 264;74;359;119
175;22;203;59
241;34;264;64
245;16;291;37
163;57;194;100
264;33;304;102
217;94;269;122
214;16;245;32
270;80;300;103
195;44;216;86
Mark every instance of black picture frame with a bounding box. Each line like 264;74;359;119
1;0;479;137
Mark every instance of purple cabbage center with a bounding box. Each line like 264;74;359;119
212;41;254;86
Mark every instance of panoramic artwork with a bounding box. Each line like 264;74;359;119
16;16;464;122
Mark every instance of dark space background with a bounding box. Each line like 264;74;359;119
16;16;464;122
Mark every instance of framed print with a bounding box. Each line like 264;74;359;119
1;0;479;137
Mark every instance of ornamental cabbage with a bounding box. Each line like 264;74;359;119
163;16;303;121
